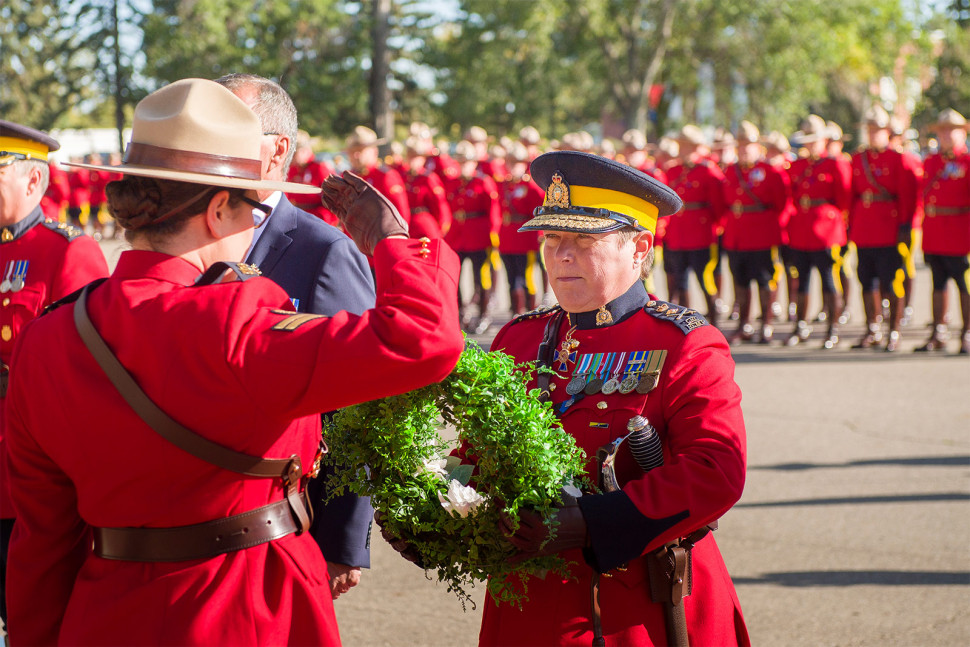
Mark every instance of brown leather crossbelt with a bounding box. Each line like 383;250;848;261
73;281;320;563
94;498;302;562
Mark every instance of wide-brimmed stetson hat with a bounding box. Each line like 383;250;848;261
345;125;387;150
927;108;968;132
64;78;319;194
519;151;682;235
790;114;828;144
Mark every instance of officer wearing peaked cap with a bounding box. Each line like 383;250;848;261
0;120;109;624
430;151;750;646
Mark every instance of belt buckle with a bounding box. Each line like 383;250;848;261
926;205;936;217
799;195;811;211
862;190;873;208
731;203;743;216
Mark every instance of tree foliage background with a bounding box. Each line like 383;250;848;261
1;0;967;146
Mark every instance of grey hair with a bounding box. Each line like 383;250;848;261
214;73;299;171
15;159;50;194
615;227;656;279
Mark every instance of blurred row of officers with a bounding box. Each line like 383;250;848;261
39;105;970;353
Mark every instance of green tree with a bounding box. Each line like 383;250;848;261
0;0;101;129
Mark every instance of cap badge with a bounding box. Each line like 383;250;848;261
544;172;572;209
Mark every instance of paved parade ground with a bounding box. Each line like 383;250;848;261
96;240;970;646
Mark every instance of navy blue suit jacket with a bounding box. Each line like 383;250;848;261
246;195;376;568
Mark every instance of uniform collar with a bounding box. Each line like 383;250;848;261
0;206;43;244
112;250;208;286
567;280;648;330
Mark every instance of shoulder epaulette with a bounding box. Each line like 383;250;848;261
42;218;85;241
508;304;561;326
194;262;262;287
643;300;709;334
42;278;108;316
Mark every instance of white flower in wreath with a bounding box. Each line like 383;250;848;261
417;457;449;481
438;479;485;518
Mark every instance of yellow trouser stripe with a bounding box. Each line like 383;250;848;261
830;245;844;295
770;246;782;292
702;244;719;295
964;255;970;295
525;251;537;295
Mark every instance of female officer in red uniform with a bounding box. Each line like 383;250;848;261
4;79;463;646
480;151;749;646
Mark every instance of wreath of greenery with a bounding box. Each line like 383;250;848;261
323;341;588;608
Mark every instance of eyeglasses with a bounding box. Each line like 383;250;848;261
241;195;272;228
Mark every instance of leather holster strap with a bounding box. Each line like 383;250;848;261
0;362;8;398
94;497;306;562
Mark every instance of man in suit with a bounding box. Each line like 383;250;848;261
215;73;376;599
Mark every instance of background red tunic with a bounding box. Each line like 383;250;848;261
445;173;502;253
4;238;463;646
848;149;920;248
404;168;452;240
664;162;726;251
721;160;791;251
287;159;337;226
498;174;543;255
481;299;749;647
920;147;970;256
786;156;851;251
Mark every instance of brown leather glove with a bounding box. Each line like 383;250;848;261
320;171;409;256
374;510;427;569
499;495;587;563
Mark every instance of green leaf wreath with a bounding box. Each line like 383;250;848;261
322;341;588;608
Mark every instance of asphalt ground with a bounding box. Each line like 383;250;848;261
90;240;970;645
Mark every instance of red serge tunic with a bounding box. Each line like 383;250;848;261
720;161;791;252
664;162;726;251
4;238;463;646
404;169;452;240
360;165;412;225
480;281;749;647
445;173;502;253
0;208;109;519
498;174;543;255
287;159;338;226
786;156;851;251
920;147;970;256
848;148;920;248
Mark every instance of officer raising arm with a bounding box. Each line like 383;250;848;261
0;121;109;628
3;79;463;646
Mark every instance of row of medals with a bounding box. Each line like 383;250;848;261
565;363;660;397
0;273;26;293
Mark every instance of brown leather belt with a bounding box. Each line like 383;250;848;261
925;205;968;216
94;497;307;562
0;362;7;398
